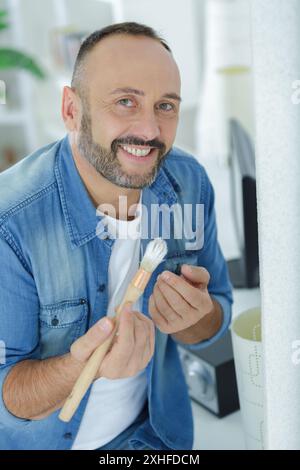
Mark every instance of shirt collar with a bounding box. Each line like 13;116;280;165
55;135;178;249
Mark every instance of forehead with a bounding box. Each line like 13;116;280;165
84;34;181;97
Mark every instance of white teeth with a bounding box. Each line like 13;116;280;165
121;145;151;157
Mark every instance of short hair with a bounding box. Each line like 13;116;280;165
71;22;172;95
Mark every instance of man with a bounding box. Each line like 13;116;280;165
0;22;232;450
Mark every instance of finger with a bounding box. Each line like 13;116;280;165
138;316;155;368
130;311;155;359
132;311;156;355
71;316;115;362
140;329;152;369
159;271;202;309
126;314;149;374
153;282;180;322
149;286;170;324
139;313;155;354
113;307;135;363
157;277;192;319
114;300;133;317
147;317;155;358
130;309;153;325
181;264;210;287
148;294;169;331
135;315;150;369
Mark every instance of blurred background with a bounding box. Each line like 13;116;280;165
0;0;262;450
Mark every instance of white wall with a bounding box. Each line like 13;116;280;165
121;0;203;110
9;0;205;150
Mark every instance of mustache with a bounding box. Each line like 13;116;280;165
111;136;166;152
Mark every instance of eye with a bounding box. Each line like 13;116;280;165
158;102;175;112
117;98;135;108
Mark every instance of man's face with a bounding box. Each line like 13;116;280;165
75;34;181;189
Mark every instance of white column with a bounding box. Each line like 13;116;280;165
251;0;300;449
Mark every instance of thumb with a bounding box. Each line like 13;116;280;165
70;316;115;362
180;264;210;288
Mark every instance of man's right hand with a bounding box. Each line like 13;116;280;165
70;304;155;380
3;305;155;421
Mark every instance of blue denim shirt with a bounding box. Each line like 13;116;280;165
0;135;233;450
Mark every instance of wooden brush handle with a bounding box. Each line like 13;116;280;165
59;281;146;423
58;322;118;422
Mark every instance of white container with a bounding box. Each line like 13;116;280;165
231;307;264;449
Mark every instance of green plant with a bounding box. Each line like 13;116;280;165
0;9;45;79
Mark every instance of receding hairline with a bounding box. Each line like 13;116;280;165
71;22;173;94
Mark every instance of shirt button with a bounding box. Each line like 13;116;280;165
63;432;72;440
51;317;59;326
80;298;86;305
98;284;106;292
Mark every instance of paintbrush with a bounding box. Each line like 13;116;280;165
59;238;168;422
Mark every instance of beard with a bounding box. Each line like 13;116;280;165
77;103;170;189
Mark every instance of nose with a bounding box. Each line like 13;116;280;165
130;108;161;143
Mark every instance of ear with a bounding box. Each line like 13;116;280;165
61;86;81;132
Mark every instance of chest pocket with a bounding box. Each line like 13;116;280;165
39;298;89;359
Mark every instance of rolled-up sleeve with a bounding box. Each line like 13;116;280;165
174;169;233;352
0;229;40;428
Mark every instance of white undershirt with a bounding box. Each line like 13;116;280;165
72;193;148;450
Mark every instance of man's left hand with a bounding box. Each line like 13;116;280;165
148;264;214;335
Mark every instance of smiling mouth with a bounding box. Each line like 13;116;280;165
117;145;159;164
119;144;155;157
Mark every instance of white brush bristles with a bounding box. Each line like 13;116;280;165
140;238;168;272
